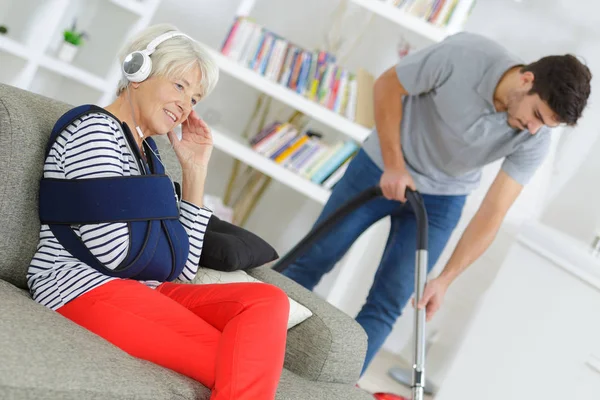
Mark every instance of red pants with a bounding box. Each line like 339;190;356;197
57;279;290;400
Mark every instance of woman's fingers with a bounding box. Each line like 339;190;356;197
166;130;179;147
197;118;211;136
179;110;213;144
188;109;200;121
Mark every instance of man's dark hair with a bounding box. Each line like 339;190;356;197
521;54;592;126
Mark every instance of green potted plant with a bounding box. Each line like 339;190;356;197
58;19;88;63
0;25;8;35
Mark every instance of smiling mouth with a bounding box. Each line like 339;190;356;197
164;109;178;123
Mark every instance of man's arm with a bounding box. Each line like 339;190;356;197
374;42;455;201
439;169;523;284
373;67;416;201
418;170;523;321
374;67;408;172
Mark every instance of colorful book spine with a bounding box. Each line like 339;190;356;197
275;134;309;164
311;141;359;184
220;19;359;122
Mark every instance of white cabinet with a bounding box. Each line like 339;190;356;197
0;0;162;105
436;222;600;400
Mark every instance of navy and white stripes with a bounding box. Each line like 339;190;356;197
28;112;211;310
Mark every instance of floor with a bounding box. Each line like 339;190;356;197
358;350;435;400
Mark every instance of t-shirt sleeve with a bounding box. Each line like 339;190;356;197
501;129;552;185
395;40;456;95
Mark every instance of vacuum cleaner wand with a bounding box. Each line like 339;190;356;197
272;186;429;400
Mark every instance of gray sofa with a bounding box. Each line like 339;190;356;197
0;83;373;400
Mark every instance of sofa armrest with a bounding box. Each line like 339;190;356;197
248;266;367;385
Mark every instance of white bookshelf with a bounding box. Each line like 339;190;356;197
0;0;162;102
212;128;331;204
107;0;147;16
200;0;473;205
349;0;474;42
202;45;371;143
0;0;470;206
39;55;108;92
0;36;30;87
349;0;449;42
0;36;31;60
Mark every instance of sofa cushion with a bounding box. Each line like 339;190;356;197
0;280;209;400
277;369;373;400
0;84;71;290
184;267;313;330
200;214;279;272
0;280;372;400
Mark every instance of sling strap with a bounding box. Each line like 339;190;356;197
38;105;189;281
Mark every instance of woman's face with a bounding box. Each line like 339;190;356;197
134;65;203;135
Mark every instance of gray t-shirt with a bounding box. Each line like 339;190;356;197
362;32;552;195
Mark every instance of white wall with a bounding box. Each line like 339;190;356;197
424;0;600;387
541;125;600;244
151;0;600;389
463;0;600;246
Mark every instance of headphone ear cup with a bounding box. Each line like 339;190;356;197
122;50;152;83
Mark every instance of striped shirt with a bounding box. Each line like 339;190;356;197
27;112;212;310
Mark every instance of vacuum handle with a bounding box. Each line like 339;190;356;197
269;184;430;400
372;186;427;250
404;188;428;251
271;185;427;273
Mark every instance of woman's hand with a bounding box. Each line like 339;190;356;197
167;110;213;169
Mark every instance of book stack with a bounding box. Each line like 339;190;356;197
391;0;476;27
220;17;375;129
250;122;360;190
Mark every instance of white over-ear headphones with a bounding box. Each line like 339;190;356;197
122;31;192;83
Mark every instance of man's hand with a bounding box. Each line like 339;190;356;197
380;167;416;202
412;277;450;322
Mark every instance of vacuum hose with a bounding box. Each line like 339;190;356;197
271;185;427;271
270;185;429;400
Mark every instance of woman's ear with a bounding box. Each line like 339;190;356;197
130;82;141;90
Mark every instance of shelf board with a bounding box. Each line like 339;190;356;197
212;128;331;204
349;0;449;43
108;0;146;16
202;45;371;143
0;36;32;60
39;55;107;92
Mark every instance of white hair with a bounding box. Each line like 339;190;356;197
116;23;219;98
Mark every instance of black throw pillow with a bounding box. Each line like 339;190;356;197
199;215;279;272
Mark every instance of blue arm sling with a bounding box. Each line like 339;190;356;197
38;105;190;281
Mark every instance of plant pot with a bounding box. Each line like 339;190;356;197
57;42;79;63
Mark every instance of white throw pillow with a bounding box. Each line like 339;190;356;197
190;268;313;330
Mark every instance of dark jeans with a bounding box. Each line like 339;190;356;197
283;149;466;373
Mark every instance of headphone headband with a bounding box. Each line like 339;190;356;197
146;31;192;54
122;30;193;83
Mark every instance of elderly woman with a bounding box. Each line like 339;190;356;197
28;24;289;400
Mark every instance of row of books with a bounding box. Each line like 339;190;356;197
391;0;476;28
220;17;375;129
249;121;359;189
